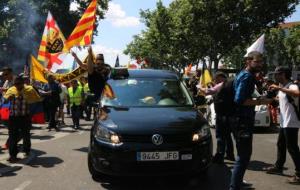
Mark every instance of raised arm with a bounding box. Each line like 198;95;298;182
87;46;94;74
71;51;88;70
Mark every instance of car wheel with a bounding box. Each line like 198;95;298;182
88;152;102;180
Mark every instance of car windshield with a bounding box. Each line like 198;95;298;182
101;78;193;107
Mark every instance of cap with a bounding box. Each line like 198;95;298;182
272;66;291;74
270;66;292;79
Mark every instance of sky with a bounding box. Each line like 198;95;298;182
67;1;300;69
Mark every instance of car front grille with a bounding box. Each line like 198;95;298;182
121;134;192;143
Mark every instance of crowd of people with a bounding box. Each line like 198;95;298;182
0;49;300;189
0;47;110;163
187;51;300;189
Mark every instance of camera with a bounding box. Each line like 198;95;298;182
266;90;277;99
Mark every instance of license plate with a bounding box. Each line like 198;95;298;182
137;151;179;161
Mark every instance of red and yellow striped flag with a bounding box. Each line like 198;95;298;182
37;11;66;69
64;0;97;50
102;84;116;99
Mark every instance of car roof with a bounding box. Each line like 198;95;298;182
125;69;179;80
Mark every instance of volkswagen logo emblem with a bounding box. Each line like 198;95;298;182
152;134;163;145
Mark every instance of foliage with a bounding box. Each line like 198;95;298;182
0;0;109;71
124;0;299;72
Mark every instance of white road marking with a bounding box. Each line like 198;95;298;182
14;180;32;190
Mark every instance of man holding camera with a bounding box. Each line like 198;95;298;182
266;66;300;185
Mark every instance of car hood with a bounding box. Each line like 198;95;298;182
99;107;207;134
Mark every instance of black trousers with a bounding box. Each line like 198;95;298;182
71;105;81;127
8;116;31;157
275;128;300;177
215;115;234;158
48;105;58;129
84;95;94;120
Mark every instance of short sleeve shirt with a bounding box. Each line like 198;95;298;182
278;82;300;128
233;70;256;118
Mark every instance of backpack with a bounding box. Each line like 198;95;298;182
213;79;236;116
286;82;300;120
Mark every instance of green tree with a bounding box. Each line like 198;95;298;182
125;0;299;72
0;0;109;71
285;25;300;66
265;28;290;69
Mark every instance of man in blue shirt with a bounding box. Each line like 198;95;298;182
230;51;273;190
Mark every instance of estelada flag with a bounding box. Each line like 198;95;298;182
37;11;67;70
30;55;48;83
64;0;97;50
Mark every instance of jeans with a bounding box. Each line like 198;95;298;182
230;117;254;190
8;116;31;157
275;128;300;177
71;105;81;127
215;115;234;159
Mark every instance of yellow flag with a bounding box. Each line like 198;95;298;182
30;55;48;83
200;69;212;87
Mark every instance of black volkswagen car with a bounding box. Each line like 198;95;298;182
88;69;212;177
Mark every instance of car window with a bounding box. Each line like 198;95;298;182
102;78;193;107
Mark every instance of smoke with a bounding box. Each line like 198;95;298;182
4;0;44;73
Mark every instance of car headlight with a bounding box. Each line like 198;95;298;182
95;125;121;145
192;125;211;142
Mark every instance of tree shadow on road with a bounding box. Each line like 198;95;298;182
29;149;64;168
94;163;232;190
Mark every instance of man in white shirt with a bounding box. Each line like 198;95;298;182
266;66;300;185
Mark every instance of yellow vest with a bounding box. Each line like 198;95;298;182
68;87;82;106
83;83;90;93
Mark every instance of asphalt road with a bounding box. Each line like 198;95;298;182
0;118;299;190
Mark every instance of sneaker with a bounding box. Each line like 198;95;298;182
286;175;300;185
7;157;20;163
265;165;283;175
242;180;253;187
